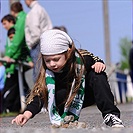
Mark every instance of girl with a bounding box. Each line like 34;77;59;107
12;29;124;128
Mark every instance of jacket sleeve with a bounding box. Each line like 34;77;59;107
81;51;104;72
25;96;44;118
129;47;133;69
5;18;25;58
25;10;41;48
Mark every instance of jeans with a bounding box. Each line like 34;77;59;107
30;44;41;83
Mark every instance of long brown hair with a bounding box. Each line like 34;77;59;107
64;45;85;107
26;42;85;109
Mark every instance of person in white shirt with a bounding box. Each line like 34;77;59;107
25;0;53;83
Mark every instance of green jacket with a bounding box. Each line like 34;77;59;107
5;11;32;74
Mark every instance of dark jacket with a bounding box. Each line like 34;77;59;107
129;47;133;71
26;50;104;117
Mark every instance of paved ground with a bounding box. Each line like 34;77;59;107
0;103;133;133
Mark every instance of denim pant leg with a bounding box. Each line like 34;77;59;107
30;44;41;83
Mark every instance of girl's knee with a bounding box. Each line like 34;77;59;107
86;71;108;84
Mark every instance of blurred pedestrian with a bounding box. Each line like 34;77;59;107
1;14;20;113
1;15;16;59
0;62;5;113
7;27;33;95
3;2;27;63
9;1;33;94
129;41;133;84
1;14;33;95
0;62;5;91
1;2;32;113
25;0;53;83
1;14;15;30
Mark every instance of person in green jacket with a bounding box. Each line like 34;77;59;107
4;3;28;62
1;14;16;75
1;2;33;113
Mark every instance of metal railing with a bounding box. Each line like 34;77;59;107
107;64;133;103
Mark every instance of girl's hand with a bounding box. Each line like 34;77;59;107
11;114;28;126
91;62;106;73
11;111;32;126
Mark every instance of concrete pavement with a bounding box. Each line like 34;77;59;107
1;103;133;133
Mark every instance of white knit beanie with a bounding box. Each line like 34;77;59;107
40;29;73;55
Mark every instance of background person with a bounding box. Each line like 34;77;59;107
7;27;33;96
25;0;53;83
1;14;33;96
0;62;5;91
1;14;15;30
0;62;5;113
129;41;133;84
1;2;32;113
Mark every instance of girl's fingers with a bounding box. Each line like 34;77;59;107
97;64;104;73
98;64;105;73
12;115;28;127
11;115;25;126
91;64;94;68
94;64;101;73
15;117;20;125
18;117;22;125
102;65;106;71
11;119;16;124
20;119;27;126
92;63;106;73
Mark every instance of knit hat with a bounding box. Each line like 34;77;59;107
40;29;73;55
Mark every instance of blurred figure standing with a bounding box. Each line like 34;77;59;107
1;14;20;113
129;41;133;84
0;62;5;113
25;0;52;83
0;62;5;91
1;2;32;113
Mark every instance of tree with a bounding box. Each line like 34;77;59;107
119;37;132;71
